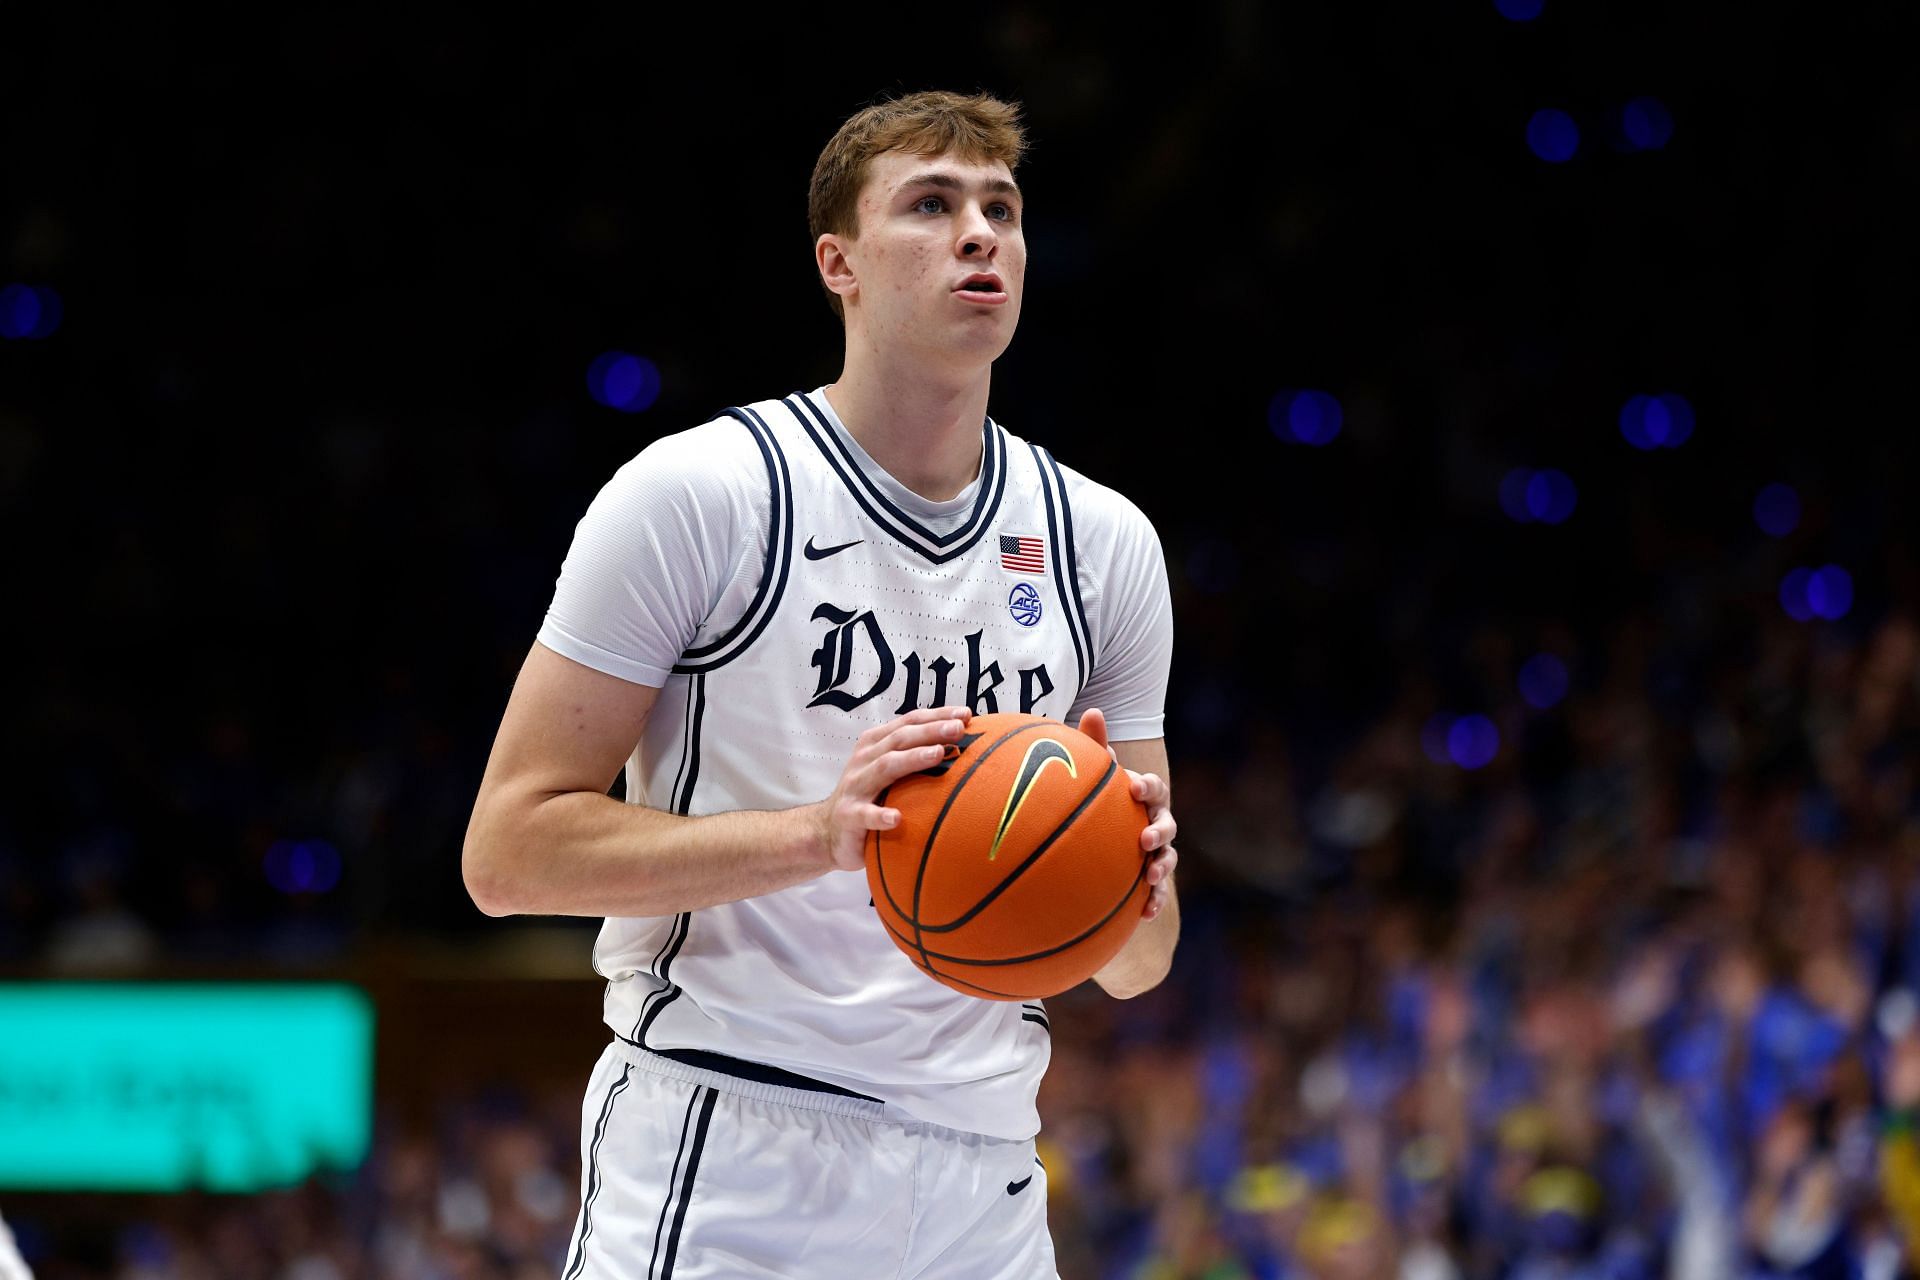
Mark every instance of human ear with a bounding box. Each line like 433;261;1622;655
816;234;857;305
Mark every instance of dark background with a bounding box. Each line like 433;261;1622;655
5;3;1920;1277
5;1;1913;948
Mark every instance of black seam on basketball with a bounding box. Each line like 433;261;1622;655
876;912;1030;999
870;781;908;935
905;854;1150;968
907;720;1051;965
917;758;1119;933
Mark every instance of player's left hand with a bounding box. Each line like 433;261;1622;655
1075;708;1177;922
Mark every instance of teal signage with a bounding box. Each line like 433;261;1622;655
0;984;373;1192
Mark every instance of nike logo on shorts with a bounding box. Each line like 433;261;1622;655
803;536;863;560
1006;1174;1034;1196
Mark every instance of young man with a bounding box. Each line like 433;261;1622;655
464;90;1179;1279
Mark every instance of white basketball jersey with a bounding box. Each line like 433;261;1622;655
579;389;1151;1141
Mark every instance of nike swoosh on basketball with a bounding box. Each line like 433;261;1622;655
804;536;864;560
1006;1174;1034;1196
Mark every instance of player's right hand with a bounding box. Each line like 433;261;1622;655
812;706;973;872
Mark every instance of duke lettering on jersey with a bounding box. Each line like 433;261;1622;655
809;602;1055;716
569;391;1148;1143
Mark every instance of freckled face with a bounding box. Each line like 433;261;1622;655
842;150;1026;367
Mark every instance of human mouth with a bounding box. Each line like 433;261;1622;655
954;272;1008;306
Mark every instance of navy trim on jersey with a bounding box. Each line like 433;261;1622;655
647;1086;706;1280
792;391;1003;547
634;910;690;1044
676;673;707;813
674;407;794;673
1032;445;1093;695
1021;1005;1051;1033
563;1062;634;1280
658;1087;718;1279
783;394;1008;565
634;670;706;1044
1036;447;1096;671
665;675;698;819
625;1041;884;1102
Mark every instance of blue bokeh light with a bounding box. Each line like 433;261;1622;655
1524;469;1577;524
587;351;662;413
1527;109;1579;164
1622;97;1674;150
1495;0;1545;20
1621;392;1693;449
1291;391;1343;445
1753;483;1801;538
1619;395;1657;450
1808;565;1853;620
0;283;62;340
1270;389;1342;446
1519;654;1570;710
264;839;343;896
1779;568;1814;622
1650;392;1694;446
1447;715;1501;770
1500;468;1536;522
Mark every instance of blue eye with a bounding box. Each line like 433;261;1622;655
916;196;944;214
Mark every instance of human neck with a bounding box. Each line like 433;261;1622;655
822;342;989;502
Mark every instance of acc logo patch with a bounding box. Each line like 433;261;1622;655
1008;582;1043;627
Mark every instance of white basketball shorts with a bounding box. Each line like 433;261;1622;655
560;1038;1058;1279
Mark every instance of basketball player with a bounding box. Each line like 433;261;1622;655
464;90;1178;1278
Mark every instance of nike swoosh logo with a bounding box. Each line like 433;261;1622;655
803;536;864;560
988;739;1077;862
1006;1174;1034;1196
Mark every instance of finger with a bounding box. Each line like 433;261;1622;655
866;705;974;742
1076;707;1109;750
1128;770;1169;807
862;804;901;831
1143;879;1168;920
1141;816;1178;853
1145;846;1179;883
882;717;968;754
862;742;954;794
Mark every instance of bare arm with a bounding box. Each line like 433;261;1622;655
461;641;971;918
1084;719;1180;999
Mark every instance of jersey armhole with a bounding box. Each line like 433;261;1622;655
672;405;795;674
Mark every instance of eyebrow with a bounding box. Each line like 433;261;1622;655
897;172;1024;202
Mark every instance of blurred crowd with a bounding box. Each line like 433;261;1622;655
1037;607;1920;1280
6;604;1918;1280
3;1094;583;1279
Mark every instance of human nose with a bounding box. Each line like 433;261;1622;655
955;202;998;260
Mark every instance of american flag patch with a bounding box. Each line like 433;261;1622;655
1000;534;1045;574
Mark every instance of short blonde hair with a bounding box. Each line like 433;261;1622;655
808;90;1027;319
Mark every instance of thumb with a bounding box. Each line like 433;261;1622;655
1075;707;1109;750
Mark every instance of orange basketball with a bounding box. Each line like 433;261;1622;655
866;712;1151;1001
